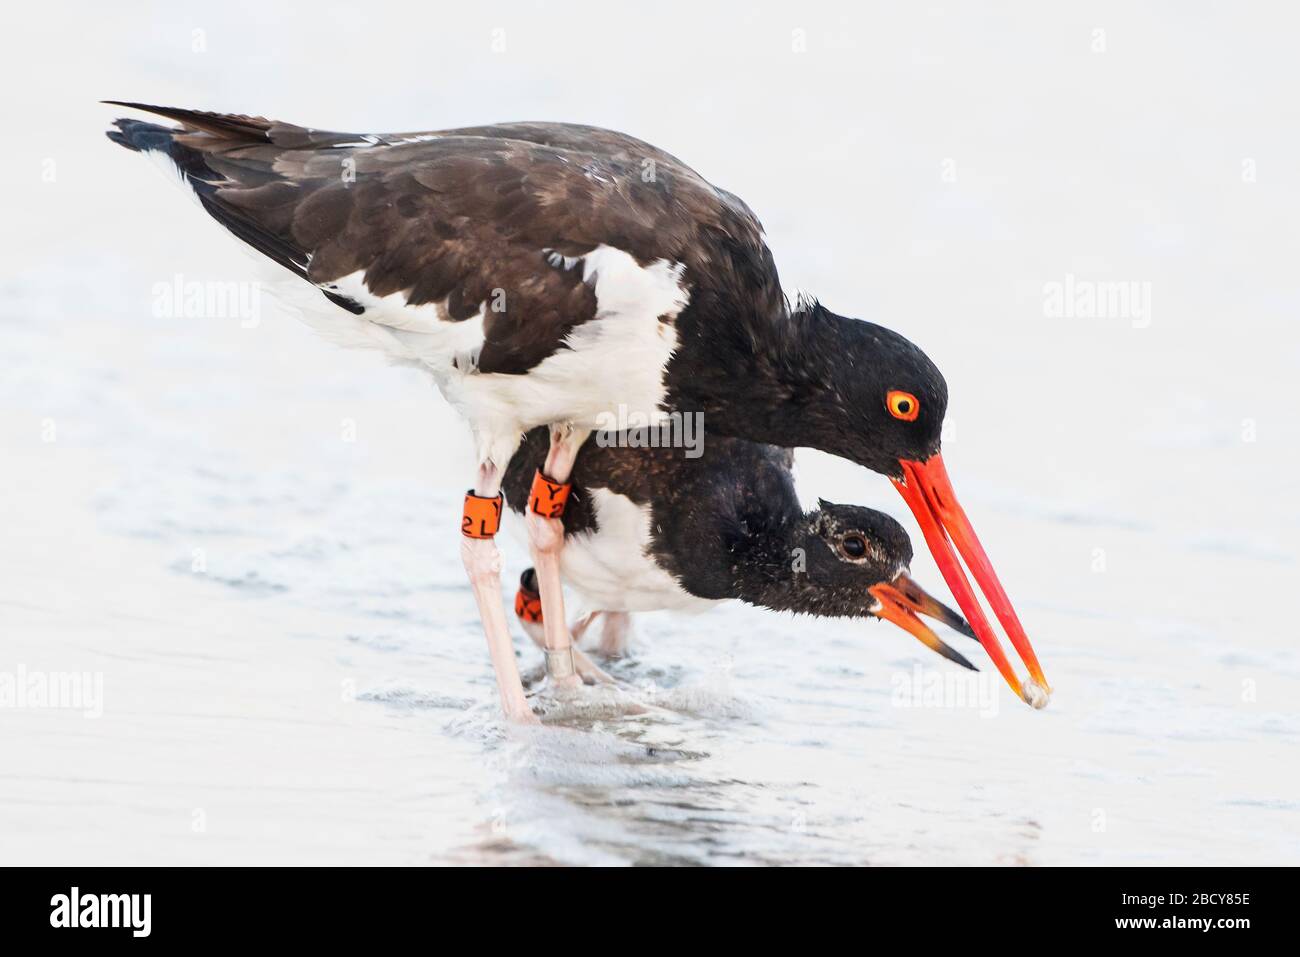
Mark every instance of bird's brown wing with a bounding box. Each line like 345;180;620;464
106;103;771;374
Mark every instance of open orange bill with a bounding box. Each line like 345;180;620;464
869;572;979;672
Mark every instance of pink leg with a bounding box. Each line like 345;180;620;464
522;614;617;685
513;572;614;685
462;460;535;724
595;612;633;658
525;424;591;689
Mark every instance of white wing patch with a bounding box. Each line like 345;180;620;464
324;272;452;334
581;246;689;325
254;244;690;438
442;244;690;435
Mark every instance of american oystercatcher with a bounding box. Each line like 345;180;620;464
104;103;1049;719
504;430;980;683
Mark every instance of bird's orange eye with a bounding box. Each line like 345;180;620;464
886;390;920;422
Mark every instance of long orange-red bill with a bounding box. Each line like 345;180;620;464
868;573;977;672
892;453;1051;709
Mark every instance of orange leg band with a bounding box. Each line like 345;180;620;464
528;470;572;519
462;490;503;539
514;572;543;624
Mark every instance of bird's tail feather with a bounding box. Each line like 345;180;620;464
103;102;364;315
102;101;273;143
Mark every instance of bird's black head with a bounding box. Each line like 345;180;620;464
795;302;948;479
729;496;977;669
801;305;1051;704
783;500;913;617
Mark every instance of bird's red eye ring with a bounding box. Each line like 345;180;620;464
886;390;920;422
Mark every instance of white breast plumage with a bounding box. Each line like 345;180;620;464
546;488;717;616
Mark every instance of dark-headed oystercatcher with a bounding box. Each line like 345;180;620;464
104;103;1049;718
504;430;980;683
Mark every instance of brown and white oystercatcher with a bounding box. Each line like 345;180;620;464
104;103;1049;718
504;431;980;683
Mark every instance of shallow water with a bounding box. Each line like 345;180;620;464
3;264;1297;866
3;1;1299;865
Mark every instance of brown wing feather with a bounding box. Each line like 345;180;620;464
107;103;775;373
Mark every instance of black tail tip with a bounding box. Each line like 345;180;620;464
104;116;176;154
104;126;138;151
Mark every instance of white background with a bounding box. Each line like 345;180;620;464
1;1;1297;864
